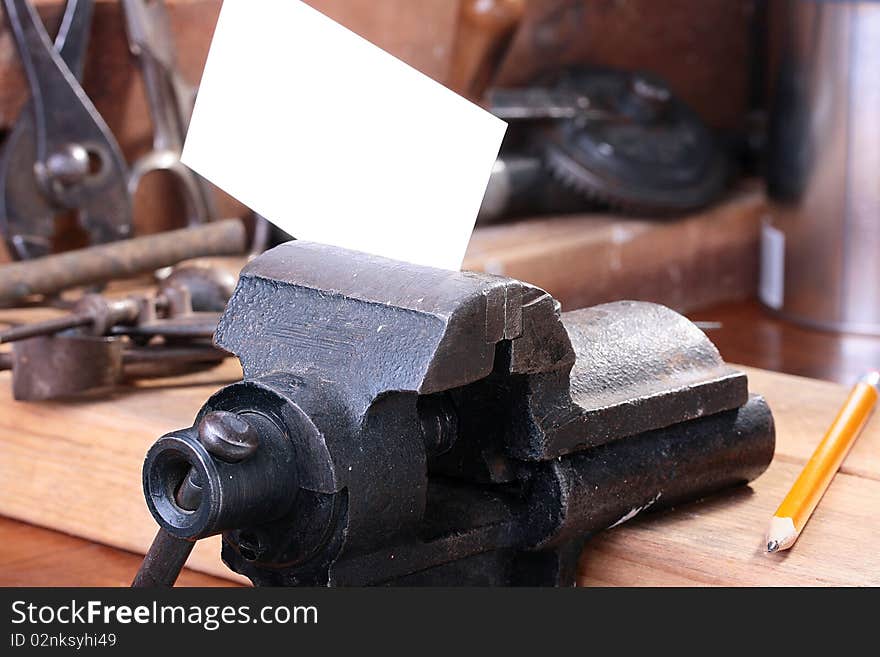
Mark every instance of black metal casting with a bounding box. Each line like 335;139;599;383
136;241;774;586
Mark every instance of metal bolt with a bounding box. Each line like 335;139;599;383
174;468;204;511
197;411;260;462
43;143;90;186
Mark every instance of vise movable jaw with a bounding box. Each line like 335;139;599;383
140;241;774;586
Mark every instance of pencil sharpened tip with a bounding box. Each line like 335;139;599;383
766;540;779;553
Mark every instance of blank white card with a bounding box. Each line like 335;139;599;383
182;0;508;271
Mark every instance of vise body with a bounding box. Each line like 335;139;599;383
138;241;774;586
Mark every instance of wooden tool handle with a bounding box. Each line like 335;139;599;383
448;0;525;100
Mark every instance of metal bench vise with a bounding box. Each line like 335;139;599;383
137;241;775;586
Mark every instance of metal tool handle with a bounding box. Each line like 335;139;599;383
0;313;92;344
0;0;120;261
132;529;196;587
121;0;216;226
4;0;93;167
4;1;63;186
122;0;191;152
486;87;621;121
54;0;93;78
0;218;247;306
1;0;133;251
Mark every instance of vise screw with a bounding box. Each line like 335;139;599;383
136;241;774;586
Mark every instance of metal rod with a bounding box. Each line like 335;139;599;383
123;345;227;364
0;218;247;306
131;529;196;588
0;296;141;344
132;466;207;587
0;314;91;344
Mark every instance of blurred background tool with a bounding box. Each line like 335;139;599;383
0;335;227;401
479;69;730;222
0;0;132;260
0;218;246;307
0;265;228;345
121;0;217;227
763;0;880;335
0;263;233;400
448;0;730;223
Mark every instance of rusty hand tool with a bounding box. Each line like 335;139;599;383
0;265;233;400
0;266;227;345
154;263;238;315
0;218;246;307
134;241;775;587
121;0;217;226
478;70;730;222
1;335;227;401
0;294;140;344
0;293;217;345
0;0;133;259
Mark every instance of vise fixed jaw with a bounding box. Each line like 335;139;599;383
141;241;774;586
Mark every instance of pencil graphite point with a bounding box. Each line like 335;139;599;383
765;517;797;554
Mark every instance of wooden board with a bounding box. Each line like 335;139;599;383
493;0;760;130
0;360;249;582
464;185;764;314
0;186;764;316
0;516;228;587
1;0;758;131
1;360;878;586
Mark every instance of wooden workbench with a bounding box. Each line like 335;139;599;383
1;348;877;586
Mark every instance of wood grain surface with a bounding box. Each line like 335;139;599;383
464;186;763;313
0;355;248;583
492;0;761;130
0;517;229;587
690;301;880;388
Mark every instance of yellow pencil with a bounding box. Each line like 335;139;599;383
766;370;879;553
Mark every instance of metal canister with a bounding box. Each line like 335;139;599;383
763;0;880;334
